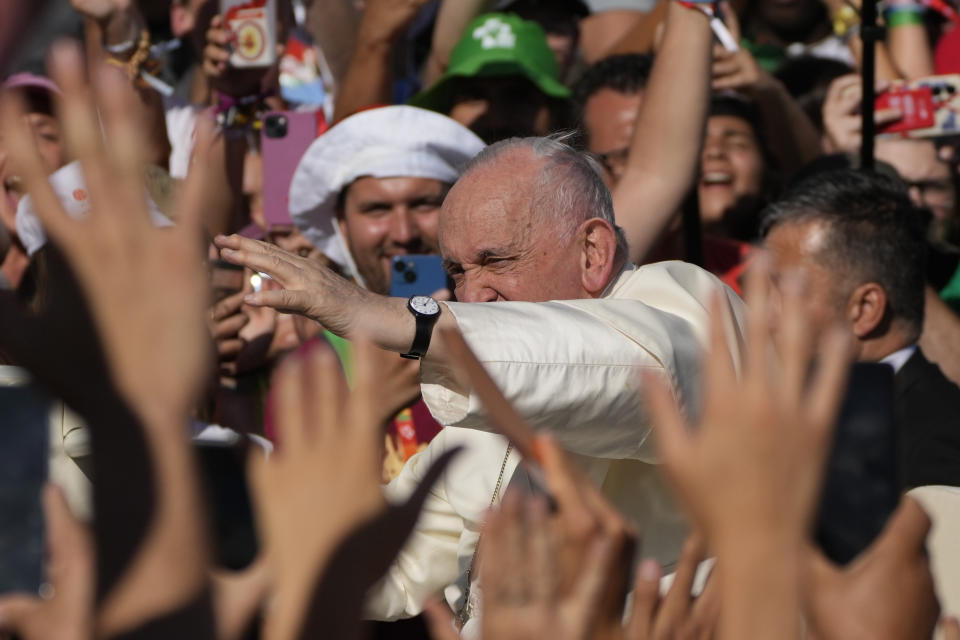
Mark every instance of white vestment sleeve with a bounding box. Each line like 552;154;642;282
419;262;744;462
420;300;693;461
364;431;466;620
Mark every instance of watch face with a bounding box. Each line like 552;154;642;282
410;295;440;316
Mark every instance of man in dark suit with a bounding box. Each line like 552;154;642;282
761;169;960;491
896;349;960;488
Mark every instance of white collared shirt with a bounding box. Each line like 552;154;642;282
880;345;917;374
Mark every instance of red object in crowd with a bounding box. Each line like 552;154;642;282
936;26;960;74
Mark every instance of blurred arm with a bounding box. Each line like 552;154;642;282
612;2;712;263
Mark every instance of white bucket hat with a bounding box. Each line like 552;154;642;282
288;105;485;281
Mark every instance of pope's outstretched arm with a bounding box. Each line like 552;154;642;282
214;233;459;361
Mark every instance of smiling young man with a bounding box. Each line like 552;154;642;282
285;104;486;476
288;105;486;297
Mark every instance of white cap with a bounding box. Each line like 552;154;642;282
288;105;485;275
16;160;173;257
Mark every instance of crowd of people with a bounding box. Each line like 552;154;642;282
2;0;960;638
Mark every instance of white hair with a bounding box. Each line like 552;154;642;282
461;133;629;254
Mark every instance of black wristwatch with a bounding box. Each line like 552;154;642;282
400;295;441;360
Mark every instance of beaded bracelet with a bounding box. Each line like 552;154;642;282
104;28;151;82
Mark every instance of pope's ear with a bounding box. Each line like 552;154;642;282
579;218;619;295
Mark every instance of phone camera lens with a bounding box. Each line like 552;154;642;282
264;115;288;138
394;260;406;272
404;269;417;283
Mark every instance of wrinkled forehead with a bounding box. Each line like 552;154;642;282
439;155;541;256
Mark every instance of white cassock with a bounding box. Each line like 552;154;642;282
365;261;747;632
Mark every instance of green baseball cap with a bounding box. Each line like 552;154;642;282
409;13;571;113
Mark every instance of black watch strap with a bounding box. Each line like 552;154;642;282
401;298;440;360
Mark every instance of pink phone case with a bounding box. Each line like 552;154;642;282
261;111;318;229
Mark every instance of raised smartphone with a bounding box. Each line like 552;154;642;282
261;111;318;230
877;75;960;138
389;255;450;299
194;440;258;570
0;380;50;595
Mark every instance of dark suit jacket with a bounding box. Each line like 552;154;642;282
895;348;960;489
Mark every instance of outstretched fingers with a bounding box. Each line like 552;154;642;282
92;65;151;235
806;325;854;433
216;234;306;288
173;115;215;244
48;42;110;222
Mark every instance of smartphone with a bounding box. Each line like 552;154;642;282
0;380;50;596
878;75;960;138
194;440;258;570
815;363;899;564
389;255;450;298
261;111;318;230
876;86;936;135
220;0;277;69
211;258;246;303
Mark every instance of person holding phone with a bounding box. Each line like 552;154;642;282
277;104;485;475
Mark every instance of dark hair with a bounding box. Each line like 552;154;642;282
775;56;854;134
760;169;928;336
573;54;654;109
708;94;781;239
503;0;589;36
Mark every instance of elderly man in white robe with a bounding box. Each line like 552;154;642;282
216;132;746;630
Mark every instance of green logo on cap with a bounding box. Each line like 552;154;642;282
473;17;516;50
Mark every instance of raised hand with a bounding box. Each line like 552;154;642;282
642;259;854;640
68;0;131;22
216;233;367;336
624;535;720;640
248;338;458;640
822;75;903;154
643;260;852;548
804;498;940;640
476;490;616;640
0;42;214;429
209;288;250;377
0;42;216;637
710;8;768;93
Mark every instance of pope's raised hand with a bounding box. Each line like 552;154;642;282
215;233;370;337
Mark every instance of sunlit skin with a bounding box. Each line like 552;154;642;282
876;139;956;243
583;88;643;188
765;219;915;362
764;221;844;341
337;176;448;295
697;115;765;228
439;146;619;302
